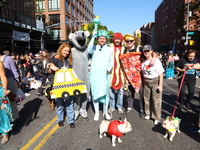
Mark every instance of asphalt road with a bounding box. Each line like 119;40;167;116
1;78;200;150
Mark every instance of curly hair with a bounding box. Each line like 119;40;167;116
56;43;72;65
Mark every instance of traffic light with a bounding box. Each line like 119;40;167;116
83;24;88;31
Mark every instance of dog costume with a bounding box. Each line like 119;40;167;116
69;30;90;120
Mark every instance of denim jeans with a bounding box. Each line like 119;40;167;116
109;87;123;109
55;97;74;124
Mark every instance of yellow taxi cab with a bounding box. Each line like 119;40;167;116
50;68;87;99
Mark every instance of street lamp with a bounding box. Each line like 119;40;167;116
185;0;190;51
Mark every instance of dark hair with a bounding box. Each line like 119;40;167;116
184;49;196;59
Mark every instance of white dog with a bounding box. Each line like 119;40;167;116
99;118;132;147
162;116;181;141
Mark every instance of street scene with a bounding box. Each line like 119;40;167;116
1;78;200;150
0;0;200;150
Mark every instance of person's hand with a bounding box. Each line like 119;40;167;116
157;86;163;93
16;81;21;88
50;64;59;71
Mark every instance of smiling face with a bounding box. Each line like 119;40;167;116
98;36;107;46
143;49;152;59
126;39;135;49
61;47;70;58
114;38;122;46
187;52;195;61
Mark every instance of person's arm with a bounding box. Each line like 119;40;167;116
107;47;114;73
188;63;200;70
158;73;163;92
150;52;157;66
87;29;97;54
0;62;8;95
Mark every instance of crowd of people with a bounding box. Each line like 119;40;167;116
0;29;200;145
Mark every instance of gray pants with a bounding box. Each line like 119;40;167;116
74;93;88;120
143;77;162;121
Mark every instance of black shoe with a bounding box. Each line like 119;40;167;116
139;111;145;118
58;121;64;127
69;123;75;128
11;119;20;126
81;116;89;121
179;105;184;111
185;103;192;112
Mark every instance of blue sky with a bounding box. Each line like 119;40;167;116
93;0;163;35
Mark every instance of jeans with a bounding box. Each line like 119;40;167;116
109;87;123;109
38;73;48;94
55;97;74;124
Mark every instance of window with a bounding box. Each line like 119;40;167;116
76;10;78;19
76;22;79;30
49;14;60;24
66;1;69;12
66;16;70;26
71;6;74;16
50;29;61;40
49;0;60;11
72;19;75;29
36;0;45;12
76;0;79;8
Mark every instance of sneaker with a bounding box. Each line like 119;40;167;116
139;111;145;118
188;126;200;133
108;108;115;113
185;103;192;112
126;108;132;114
94;114;99;121
105;113;111;120
144;116;150;120
25;93;30;96
118;108;123;114
154;120;160;125
179;105;184;111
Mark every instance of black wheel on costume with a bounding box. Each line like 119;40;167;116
62;92;70;99
73;90;81;98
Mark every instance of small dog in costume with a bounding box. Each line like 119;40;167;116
162;116;181;141
99;118;132;147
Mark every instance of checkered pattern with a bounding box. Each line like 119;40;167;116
52;82;85;90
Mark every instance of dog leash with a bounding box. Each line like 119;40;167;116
171;68;187;117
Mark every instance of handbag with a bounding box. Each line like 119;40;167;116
15;88;26;101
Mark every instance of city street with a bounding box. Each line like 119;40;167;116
1;78;200;150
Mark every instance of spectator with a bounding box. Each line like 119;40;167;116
165;51;175;79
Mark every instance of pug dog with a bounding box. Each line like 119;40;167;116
162;116;181;141
99;118;132;147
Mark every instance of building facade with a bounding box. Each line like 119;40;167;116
0;0;45;53
154;0;199;54
36;0;94;51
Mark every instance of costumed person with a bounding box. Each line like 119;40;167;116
108;32;126;114
175;49;199;111
68;30;90;121
0;61;13;144
165;51;175;79
49;43;75;128
141;45;164;125
122;34;146;117
37;49;51;96
88;29;113;121
0;50;20;125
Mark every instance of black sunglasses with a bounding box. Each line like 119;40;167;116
126;40;134;43
143;50;150;53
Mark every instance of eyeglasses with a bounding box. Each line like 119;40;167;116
143;50;150;53
126;40;134;43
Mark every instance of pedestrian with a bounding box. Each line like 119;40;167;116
0;49;20;126
88;30;113;121
37;50;51;96
0;61;13;144
49;43;75;128
187;63;200;133
175;49;199;111
108;32;126;115
122;34;147;117
165;51;175;79
141;45;165;125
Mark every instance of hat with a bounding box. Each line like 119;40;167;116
168;51;173;53
97;30;109;38
123;34;136;41
143;45;152;51
35;54;40;57
113;32;123;41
